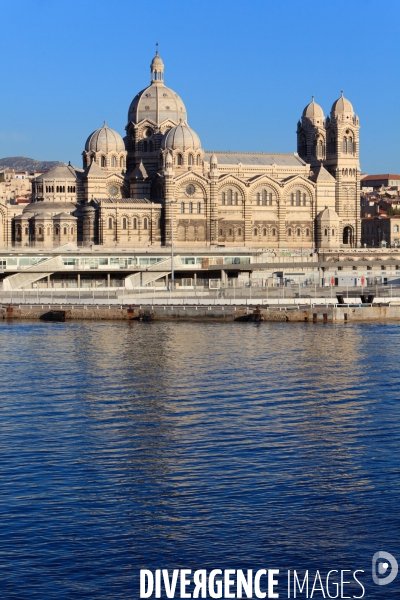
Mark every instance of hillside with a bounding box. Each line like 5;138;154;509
0;156;65;172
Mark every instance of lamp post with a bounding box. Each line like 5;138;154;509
165;200;177;290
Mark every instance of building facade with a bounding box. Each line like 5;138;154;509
7;52;361;249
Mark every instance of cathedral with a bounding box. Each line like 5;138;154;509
10;51;361;249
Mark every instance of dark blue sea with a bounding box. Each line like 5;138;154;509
0;320;399;599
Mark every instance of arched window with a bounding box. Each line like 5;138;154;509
238;228;242;236
111;156;115;167
56;186;59;193
317;139;323;158
143;141;148;152
332;229;335;236
297;228;301;236
263;228;267;236
196;155;201;166
287;228;292;236
120;157;124;168
71;228;74;235
38;227;42;236
122;217;127;230
188;202;193;214
262;190;267;205
342;137;347;153
143;218;148;230
219;229;223;236
181;202;185;213
296;190;301;206
291;193;295;206
188;154;193;165
108;218;113;229
268;193;273;205
227;189;232;205
234;192;238;205
300;135;307;158
272;228;276;236
47;227;50;236
324;228;328;236
303;194;306;206
253;228;258;236
228;228;232;236
133;218;137;229
63;227;67;235
25;227;29;236
149;141;153;152
101;156;106;167
197;202;201;214
306;228;310;236
329;134;336;155
55;227;59;235
348;137;353;153
222;192;226;205
256;192;261;205
177;154;182;165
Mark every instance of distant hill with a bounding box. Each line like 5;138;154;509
0;156;66;172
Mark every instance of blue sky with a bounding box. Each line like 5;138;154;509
1;0;399;173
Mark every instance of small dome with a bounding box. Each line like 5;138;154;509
85;122;125;153
151;51;164;70
302;96;324;122
331;92;354;117
317;206;339;221
35;164;77;181
161;121;201;151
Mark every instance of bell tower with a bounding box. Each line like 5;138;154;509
324;92;361;247
297;97;326;169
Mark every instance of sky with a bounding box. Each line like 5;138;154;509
0;0;399;174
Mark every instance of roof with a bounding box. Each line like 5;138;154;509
84;122;125;153
310;165;336;183
98;198;156;204
83;161;106;178
35;164;78;181
127;83;187;125
361;174;400;181
203;152;306;167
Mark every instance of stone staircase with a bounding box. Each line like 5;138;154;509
2;256;64;290
125;256;184;289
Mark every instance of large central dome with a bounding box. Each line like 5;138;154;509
127;51;187;125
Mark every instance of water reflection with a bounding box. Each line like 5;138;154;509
0;321;399;599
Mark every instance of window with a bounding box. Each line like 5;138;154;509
222;192;226;205
111;156;115;167
394;225;399;233
143;141;148;152
324;228;328;236
297;228;301;236
101;156;106;167
133;218;137;229
227;189;232;205
262;190;267;205
219;229;223;236
38;227;42;236
268;193;273;205
263;228;267;236
188;154;193;165
108;218;113;229
342;137;347;153
196;155;201;166
348;137;353;153
120;157;124;168
228;229;232;236
272;228;276;236
257;192;261;205
306;228;310;236
287;228;292;236
71;228;74;235
238;228;242;236
303;194;306;206
296;190;301;206
291;193;294;206
234;192;238;205
188;202;193;214
122;218;127;230
332;229;335;236
143;218;148;230
181;202;185;214
177;154;182;166
253;228;258;236
25;227;29;235
197;202;201;214
55;227;59;235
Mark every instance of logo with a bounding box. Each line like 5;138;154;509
372;551;398;586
